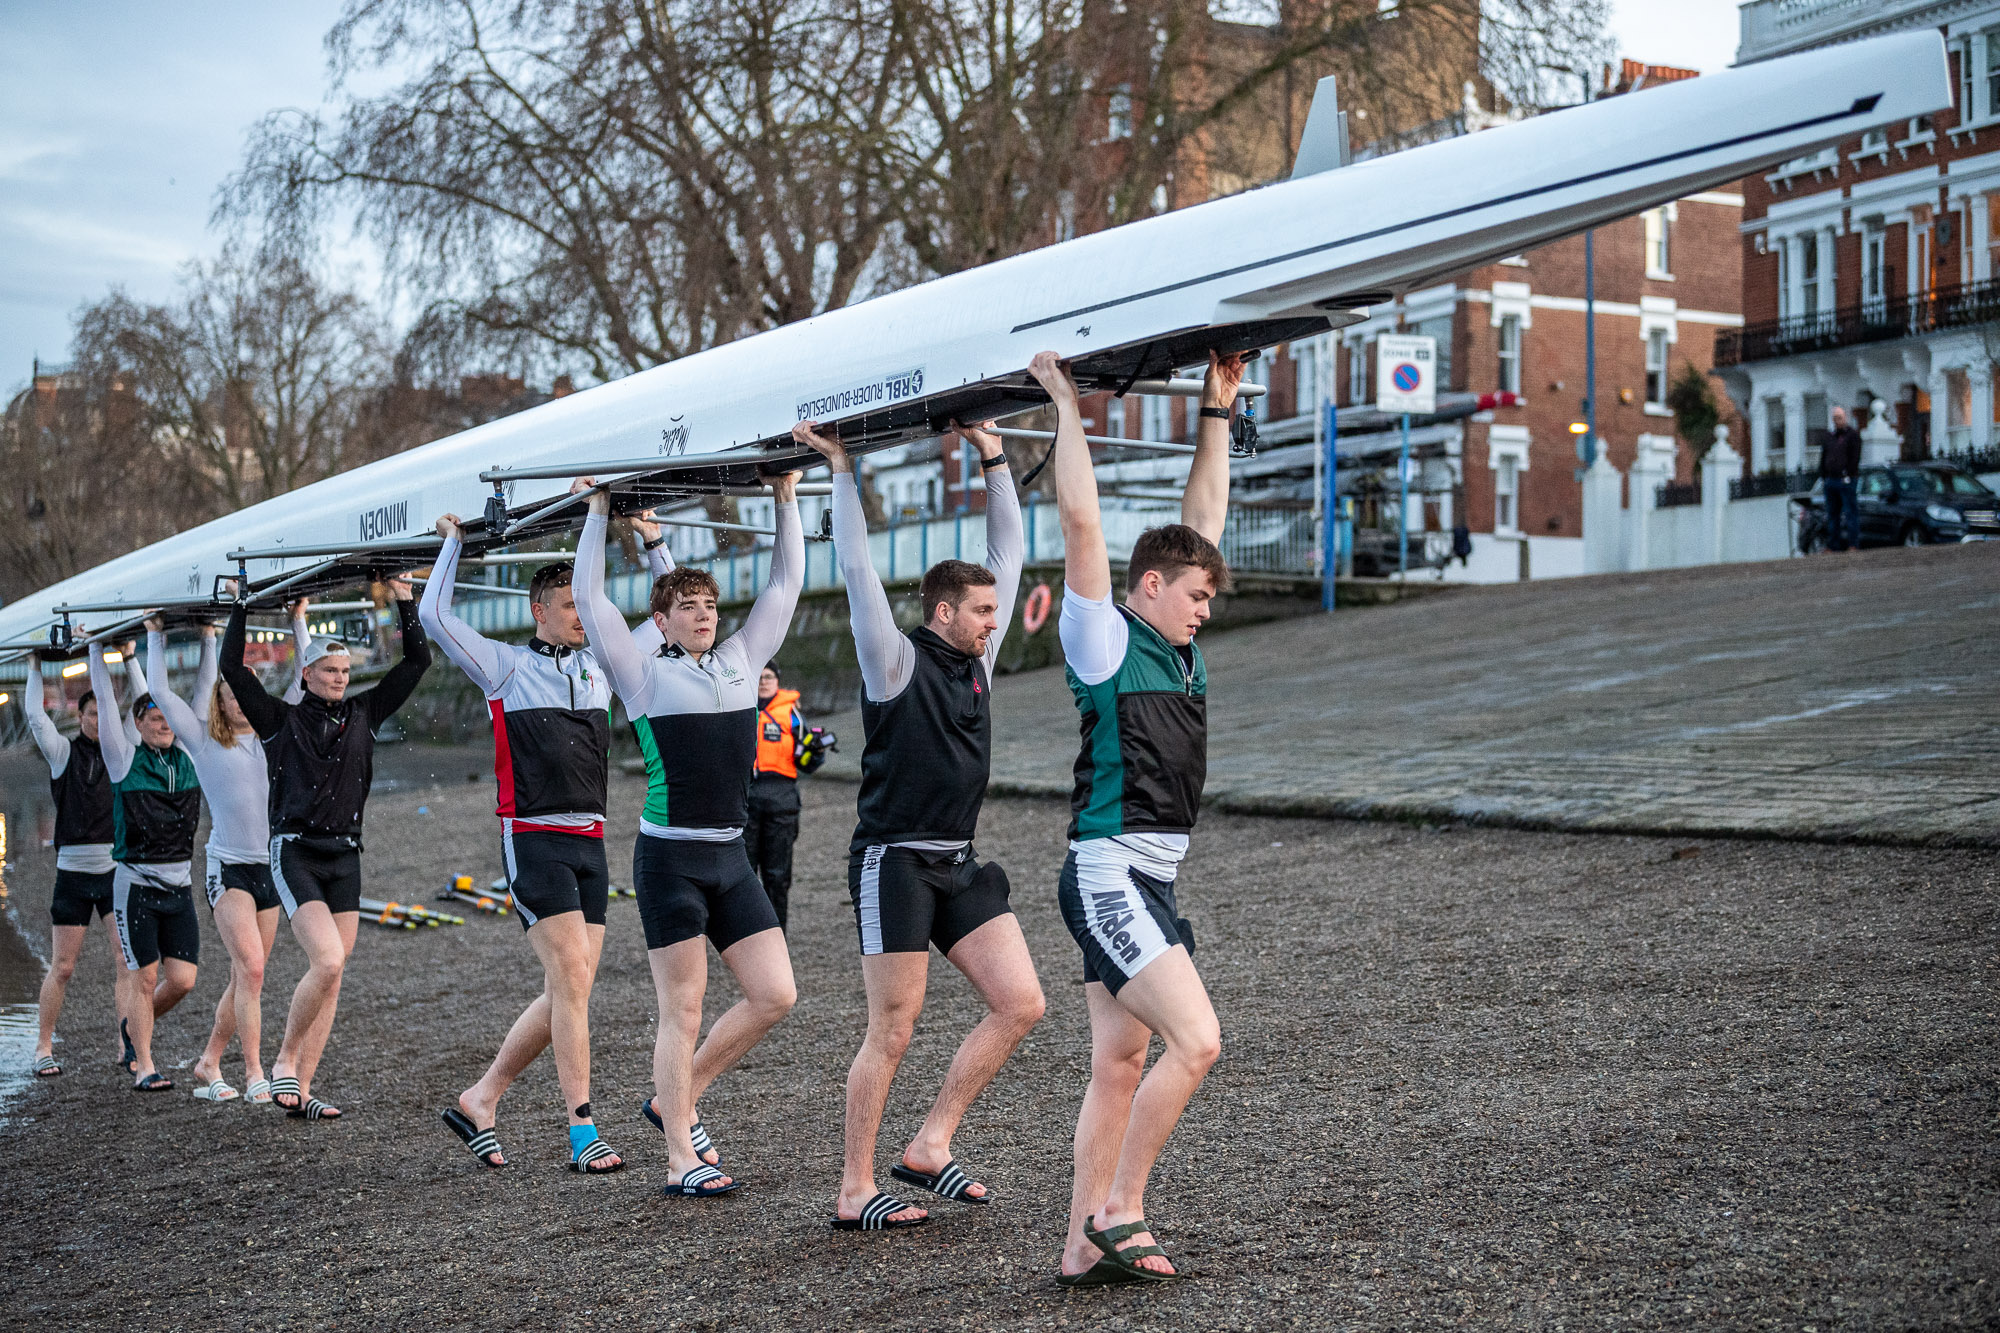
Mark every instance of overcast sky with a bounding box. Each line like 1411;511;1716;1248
0;0;1747;394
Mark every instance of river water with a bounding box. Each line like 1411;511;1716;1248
0;795;55;1122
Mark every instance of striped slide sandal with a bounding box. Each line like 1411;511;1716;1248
663;1164;740;1198
441;1107;507;1168
830;1193;928;1230
32;1055;61;1078
891;1159;990;1205
194;1079;241;1103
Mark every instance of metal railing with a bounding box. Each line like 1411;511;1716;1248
1655;479;1702;509
1730;469;1819;501
1935;443;2000;474
1716;279;2000;366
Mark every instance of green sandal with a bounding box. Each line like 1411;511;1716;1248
1056;1257;1149;1288
1082;1216;1179;1282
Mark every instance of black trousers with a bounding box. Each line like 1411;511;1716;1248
743;774;802;929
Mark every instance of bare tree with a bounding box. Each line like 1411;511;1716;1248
71;248;390;512
0;366;199;602
228;0;918;381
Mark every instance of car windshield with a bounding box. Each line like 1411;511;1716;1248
1942;470;1995;497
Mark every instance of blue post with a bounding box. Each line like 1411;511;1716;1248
1321;400;1338;612
1398;412;1411;578
1027;501;1038;564
920;521;929;574
954;512;963;560
888;514;897;583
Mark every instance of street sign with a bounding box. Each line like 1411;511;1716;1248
1375;334;1437;415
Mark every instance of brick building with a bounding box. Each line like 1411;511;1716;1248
1716;0;2000;472
1080;61;1746;582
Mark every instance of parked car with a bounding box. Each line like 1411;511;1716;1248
1797;462;2000;552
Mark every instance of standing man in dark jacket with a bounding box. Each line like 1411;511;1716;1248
221;577;431;1120
1821;405;1863;552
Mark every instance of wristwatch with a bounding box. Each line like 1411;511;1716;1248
1199;406;1231;420
643;534;667;550
979;453;1010;470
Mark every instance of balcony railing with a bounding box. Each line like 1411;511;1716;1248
1716;279;2000;367
1655;479;1702;509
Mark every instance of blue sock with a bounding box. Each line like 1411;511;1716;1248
569;1122;600;1160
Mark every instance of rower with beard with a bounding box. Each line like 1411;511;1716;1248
793;417;1045;1233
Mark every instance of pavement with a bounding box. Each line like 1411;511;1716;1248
821;542;2000;846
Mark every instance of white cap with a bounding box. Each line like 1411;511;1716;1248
301;638;352;668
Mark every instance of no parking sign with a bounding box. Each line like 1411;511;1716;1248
1375;333;1437;415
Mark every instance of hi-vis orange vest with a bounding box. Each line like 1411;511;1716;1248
755;689;804;779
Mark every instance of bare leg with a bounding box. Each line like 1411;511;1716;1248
33;925;87;1059
271;903;348;1105
151;955;197;1020
648;937;719;1183
688;928;796;1105
459;917;610;1168
835;951;929;1224
127;960;161;1079
1071;947;1220;1277
903;914;1046;1197
102;912;132;1061
195;889;267;1085
289;911;359;1097
1060;984;1151;1276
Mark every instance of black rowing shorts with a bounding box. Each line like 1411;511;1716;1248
632;834;778;953
503;825;609;931
848;844;1013;958
1057;843;1194;997
50;868;115;927
205;860;282;913
271;835;363;917
112;867;201;971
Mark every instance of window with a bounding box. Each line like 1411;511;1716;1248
1962;40;1975;118
1765;398;1786;463
1776;242;1790;319
1106;397;1126;438
1988;32;2000;117
1107;87;1133;141
1859;471;1892;499
1141;393;1173;442
1293;339;1322;411
1643;207;1671;276
1862;230;1886;312
1496;315;1521;394
1414;315;1453;390
1859;128;1888;155
1804;391;1829;458
1802;238;1820;317
1494;455;1519;532
1645;329;1669;407
1347;338;1371;405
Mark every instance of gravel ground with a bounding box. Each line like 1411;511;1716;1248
0;748;1994;1330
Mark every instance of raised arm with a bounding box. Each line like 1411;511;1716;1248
191;626;221;725
730;474;806;670
363;580;433;727
959;421;1023;677
1181;350;1248;544
794;422;913;702
115;639;142;747
418;519;511;696
282;599;311;705
629;509;674;656
572;485;653;713
87;643;134;783
20;653;70;777
1031;352;1111;603
221;599;290;742
143;622;203;751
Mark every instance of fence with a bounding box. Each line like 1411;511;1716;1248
445;498;1320;636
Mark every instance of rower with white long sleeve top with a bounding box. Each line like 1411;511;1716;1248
793;417;1044;1233
88;641;203;1091
419;508;674;1176
22;653;129;1079
143;615;304;1104
571;473;805;1197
